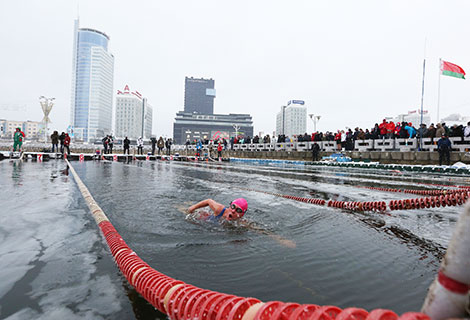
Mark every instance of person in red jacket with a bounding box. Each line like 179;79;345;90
334;131;342;150
385;121;395;138
379;119;388;138
63;133;71;155
394;122;402;137
217;142;223;158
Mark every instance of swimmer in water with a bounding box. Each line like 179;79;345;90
183;198;296;248
187;198;248;221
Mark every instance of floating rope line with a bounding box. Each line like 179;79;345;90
241;187;470;213
358;185;470;196
306;161;470;176
66;160;432;319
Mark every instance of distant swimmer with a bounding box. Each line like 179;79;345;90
187;198;248;222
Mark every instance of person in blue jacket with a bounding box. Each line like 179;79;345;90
195;140;203;157
404;124;417;138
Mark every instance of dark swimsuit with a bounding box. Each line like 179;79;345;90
206;207;225;222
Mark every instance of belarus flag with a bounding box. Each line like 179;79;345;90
441;60;466;79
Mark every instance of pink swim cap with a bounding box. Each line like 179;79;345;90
231;198;248;214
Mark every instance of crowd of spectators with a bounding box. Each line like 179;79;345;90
214;120;470;151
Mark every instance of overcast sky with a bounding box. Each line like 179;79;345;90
1;0;469;137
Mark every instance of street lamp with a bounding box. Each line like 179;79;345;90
232;124;241;138
39;96;55;142
308;114;321;132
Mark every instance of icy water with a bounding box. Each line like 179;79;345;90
0;159;468;319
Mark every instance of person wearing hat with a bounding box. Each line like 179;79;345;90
187;198;248;222
183;198;296;248
13;127;25;152
437;134;452;166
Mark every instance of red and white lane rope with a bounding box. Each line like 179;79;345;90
242;187;470;213
358;185;470;196
65;160;434;319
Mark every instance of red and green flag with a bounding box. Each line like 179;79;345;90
440;60;466;79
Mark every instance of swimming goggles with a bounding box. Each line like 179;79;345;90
230;204;244;214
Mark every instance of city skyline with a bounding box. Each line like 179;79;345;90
0;0;469;139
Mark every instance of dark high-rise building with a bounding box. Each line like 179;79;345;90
173;112;253;144
184;77;215;114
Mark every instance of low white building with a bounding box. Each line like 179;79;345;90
114;85;153;139
0;119;42;138
276;100;307;137
392;110;431;126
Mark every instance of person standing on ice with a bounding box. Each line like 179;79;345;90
13;127;25;152
137;137;144;155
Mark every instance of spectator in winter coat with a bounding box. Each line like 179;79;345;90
404;124;417;138
137;137;144;155
464;122;470;137
437;134;452;166
157;137;164;154
108;136;114;154
311;143;320;161
63;133;71;155
357;129;366;140
449;124;464;137
442;123;450;136
50;131;59;152
385;121;395;138
150;137;157;155
379;119;388;138
102;136;109;154
435;123;445;138
13;127;25;152
165;138;172;155
371;124;380;139
417;124;427;138
123;137;130;154
425;124;436;138
394;123;402;137
59;132;66;154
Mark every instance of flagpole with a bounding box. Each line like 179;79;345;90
419;39;426;151
437;58;442;123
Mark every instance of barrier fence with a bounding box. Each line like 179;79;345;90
2;136;470;154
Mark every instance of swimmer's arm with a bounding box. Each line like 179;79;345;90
239;221;297;248
187;199;224;215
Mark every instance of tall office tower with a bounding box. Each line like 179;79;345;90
276;100;307;137
70;19;114;141
184;77;216;114
115;85;153;139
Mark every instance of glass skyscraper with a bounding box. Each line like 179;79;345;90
70;19;114;141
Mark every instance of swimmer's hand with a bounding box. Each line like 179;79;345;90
187;205;196;214
270;235;297;248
